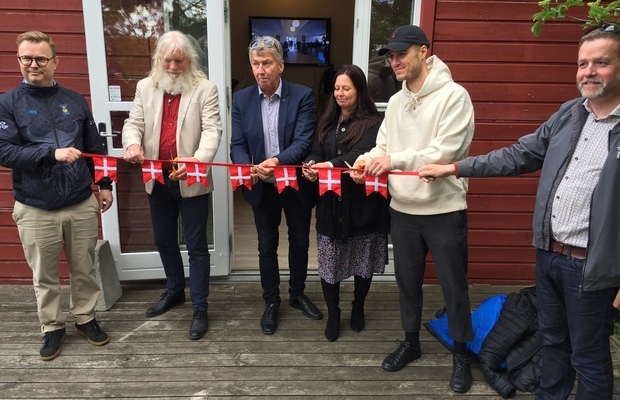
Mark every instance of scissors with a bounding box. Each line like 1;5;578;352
169;150;179;181
343;160;357;174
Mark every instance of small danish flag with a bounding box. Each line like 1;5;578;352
185;162;209;189
142;160;165;184
274;166;299;193
91;154;117;183
229;165;253;191
365;173;389;198
318;168;341;196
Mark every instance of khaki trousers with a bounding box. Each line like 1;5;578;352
12;195;101;332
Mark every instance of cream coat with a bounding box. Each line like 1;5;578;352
122;77;222;197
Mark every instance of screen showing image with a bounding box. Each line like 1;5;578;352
249;17;331;66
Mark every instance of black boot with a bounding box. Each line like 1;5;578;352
351;276;372;332
321;279;341;342
350;300;365;332
325;309;341;342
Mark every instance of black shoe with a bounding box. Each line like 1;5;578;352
145;291;185;317
350;301;365;332
450;353;472;393
189;310;208;340
261;303;279;335
381;341;421;371
75;319;109;346
290;295;323;320
40;328;66;361
325;309;341;342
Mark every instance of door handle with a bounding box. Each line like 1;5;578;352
98;122;118;137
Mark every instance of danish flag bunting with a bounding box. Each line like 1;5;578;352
228;165;253;191
318;168;341;196
142;160;165;184
274;166;298;193
185;162;209;189
91;155;117;183
365;173;389;198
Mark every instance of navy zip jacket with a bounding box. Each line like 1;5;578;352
0;82;111;211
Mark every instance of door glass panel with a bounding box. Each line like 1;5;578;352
101;1;213;253
368;0;413;102
102;0;209;102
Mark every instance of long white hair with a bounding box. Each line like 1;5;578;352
150;31;206;93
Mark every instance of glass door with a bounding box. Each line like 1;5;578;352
82;0;231;280
353;0;419;274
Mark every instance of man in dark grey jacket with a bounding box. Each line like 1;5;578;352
418;26;620;400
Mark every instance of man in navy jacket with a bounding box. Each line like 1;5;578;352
0;31;113;361
230;36;322;335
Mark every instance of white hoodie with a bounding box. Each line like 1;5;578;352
359;55;474;215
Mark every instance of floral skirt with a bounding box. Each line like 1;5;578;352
317;232;388;284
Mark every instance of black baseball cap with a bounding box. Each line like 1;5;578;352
378;25;430;56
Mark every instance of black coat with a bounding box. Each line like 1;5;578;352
478;286;542;398
305;119;389;240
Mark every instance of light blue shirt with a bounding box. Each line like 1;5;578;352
259;80;282;160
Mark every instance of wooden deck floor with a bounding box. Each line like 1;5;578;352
1;282;619;399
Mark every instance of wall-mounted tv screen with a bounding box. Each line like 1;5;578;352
249;17;331;66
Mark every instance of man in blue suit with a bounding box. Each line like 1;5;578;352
230;36;323;335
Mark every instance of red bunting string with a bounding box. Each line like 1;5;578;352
82;153;421;197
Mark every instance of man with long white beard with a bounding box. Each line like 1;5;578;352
122;30;222;341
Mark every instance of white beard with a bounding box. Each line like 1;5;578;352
157;72;193;95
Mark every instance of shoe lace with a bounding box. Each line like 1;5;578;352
87;320;103;334
193;310;207;320
42;333;52;346
266;304;278;316
453;354;467;374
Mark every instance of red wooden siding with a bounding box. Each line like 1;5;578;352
421;0;585;284
0;1;90;282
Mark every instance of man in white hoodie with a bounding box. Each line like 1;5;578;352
352;25;475;393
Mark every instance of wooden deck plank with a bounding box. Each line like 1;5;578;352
0;282;617;398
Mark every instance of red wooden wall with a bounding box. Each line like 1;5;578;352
421;0;585;284
0;1;93;282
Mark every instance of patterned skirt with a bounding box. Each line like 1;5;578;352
317;232;388;284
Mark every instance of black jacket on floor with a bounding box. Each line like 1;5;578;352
478;286;542;398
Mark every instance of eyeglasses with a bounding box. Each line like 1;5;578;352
583;23;620;37
249;38;282;55
17;56;54;67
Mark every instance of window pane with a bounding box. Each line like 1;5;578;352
368;0;413;102
102;0;209;101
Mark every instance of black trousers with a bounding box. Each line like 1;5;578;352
390;208;473;343
252;184;312;304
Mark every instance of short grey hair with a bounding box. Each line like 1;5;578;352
248;36;283;63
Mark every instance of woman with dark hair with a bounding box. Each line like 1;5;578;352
302;65;389;341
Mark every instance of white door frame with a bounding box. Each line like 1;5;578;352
82;0;232;280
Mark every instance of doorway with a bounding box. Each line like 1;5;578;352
83;0;417;280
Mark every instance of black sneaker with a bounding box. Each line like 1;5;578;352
450;353;473;393
75;319;109;346
40;328;66;361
